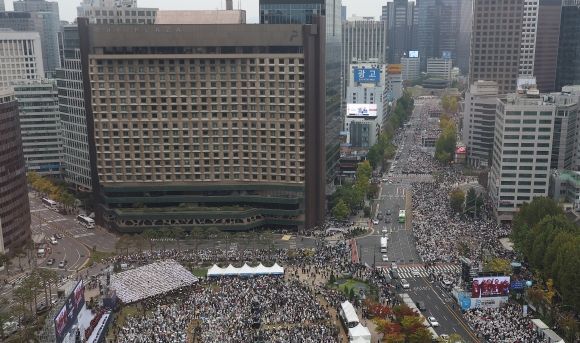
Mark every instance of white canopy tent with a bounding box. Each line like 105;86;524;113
207;263;285;277
207;264;225;276
340;301;360;326
348;323;371;343
269;263;284;275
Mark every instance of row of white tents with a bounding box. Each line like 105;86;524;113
340;301;371;343
207;263;284;277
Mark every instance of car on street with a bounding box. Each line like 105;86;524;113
391;262;398;269
372;219;379;225
382;254;388;262
58;260;66;269
46;258;55;266
381;229;388;235
377;214;384;220
416;301;426;311
428;316;439;327
411;269;421;277
400;279;410;289
386;210;392;216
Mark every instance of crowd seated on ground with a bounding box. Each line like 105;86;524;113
464;304;547;343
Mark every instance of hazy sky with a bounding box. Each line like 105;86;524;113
4;0;384;23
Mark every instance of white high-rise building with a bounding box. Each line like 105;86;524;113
13;79;62;176
342;18;388;97
518;0;539;79
462;80;499;168
426;58;453;80
77;0;157;24
401;56;420;81
0;30;44;88
344;62;387;148
489;89;579;222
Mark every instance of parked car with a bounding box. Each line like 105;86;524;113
55;233;63;239
372;219;379;225
46;258;55;266
50;238;58;245
428;316;439;327
58;260;66;269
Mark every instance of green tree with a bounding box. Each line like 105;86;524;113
400;315;424;336
0;252;10;276
435;116;457;163
483;258;511;275
511;197;562;250
332;200;350;221
408;328;433;343
449;189;465;213
440;95;458;114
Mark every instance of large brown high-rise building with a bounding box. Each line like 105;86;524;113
0;88;31;254
78;19;326;232
469;0;524;94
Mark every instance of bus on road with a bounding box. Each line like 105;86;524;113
41;198;59;211
398;210;406;223
380;237;388;253
77;215;95;229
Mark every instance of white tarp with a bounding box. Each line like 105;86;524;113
110;260;198;304
348;323;371;343
340;301;359;325
207;263;285;277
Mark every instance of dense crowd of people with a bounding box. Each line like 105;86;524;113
102;98;554;343
464;304;547;343
115;276;338;343
411;173;511;264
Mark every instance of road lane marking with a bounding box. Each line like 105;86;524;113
73;233;95;238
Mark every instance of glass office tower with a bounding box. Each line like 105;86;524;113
260;0;342;192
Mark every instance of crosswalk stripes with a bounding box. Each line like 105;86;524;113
385;264;461;279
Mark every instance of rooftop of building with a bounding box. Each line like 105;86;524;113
502;86;580;107
552;170;580;187
155;10;246;25
83;22;313;48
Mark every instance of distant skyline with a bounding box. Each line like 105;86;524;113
5;0;384;23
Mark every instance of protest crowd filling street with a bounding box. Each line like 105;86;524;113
464;304;547;343
105;241;395;343
99;105;545;343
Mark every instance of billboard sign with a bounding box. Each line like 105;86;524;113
354;68;380;83
471;296;509;309
409;50;419;58
54;280;85;343
471;276;510;298
346;104;378;118
510;280;526;290
442;50;452;59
